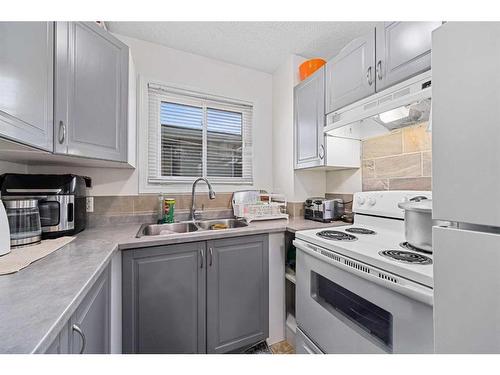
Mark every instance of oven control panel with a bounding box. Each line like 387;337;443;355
353;191;432;219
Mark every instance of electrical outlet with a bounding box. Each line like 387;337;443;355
86;197;94;213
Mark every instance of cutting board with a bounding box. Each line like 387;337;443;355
0;237;75;275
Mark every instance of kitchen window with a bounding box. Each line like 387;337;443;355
147;83;253;185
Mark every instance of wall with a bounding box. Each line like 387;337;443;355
272;55;326;202
361;122;432;191
21;33;274;196
271;56;296;200
0;160;27;174
326;168;362;194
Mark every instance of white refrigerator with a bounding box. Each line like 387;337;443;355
432;22;500;353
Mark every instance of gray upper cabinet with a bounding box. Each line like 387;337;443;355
70;264;111;354
0;22;54;151
206;235;269;354
122;242;206;354
375;22;441;91
54;22;129;162
325;30;375;114
294;67;325;169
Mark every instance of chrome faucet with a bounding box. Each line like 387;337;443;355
190;178;216;221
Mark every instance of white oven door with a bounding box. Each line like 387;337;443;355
295;240;433;354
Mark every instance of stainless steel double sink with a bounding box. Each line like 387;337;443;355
136;218;249;238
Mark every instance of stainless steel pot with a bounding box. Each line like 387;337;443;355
398;197;436;253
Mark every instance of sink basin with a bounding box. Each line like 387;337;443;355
137;222;199;237
195;218;248;230
136;218;249;238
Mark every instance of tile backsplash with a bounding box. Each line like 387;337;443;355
362;122;432;191
87;193;234;227
91;192;233;216
88;191;307;228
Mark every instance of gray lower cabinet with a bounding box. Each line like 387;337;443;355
325;30;376;114
122;235;269;354
207;235;269;353
70;265;111;354
54;22;129;162
122;242;206;354
45;265;111;354
45;321;70;354
375;22;441;91
0;22;54;151
294;67;325;169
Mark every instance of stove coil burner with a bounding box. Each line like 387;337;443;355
379;250;432;265
316;230;358;241
345;227;376;235
399;242;432;254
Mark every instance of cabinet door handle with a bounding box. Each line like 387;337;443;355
376;60;383;80
209;247;213;267
58;121;66;144
319;144;325;160
366;66;373;86
72;323;86;354
200;249;204;268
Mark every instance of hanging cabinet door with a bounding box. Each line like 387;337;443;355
122;242;207;354
70;265;111;354
45;322;70;354
325;30;376;114
375;22;441;91
294;67;325;169
206;235;269;353
54;22;129;162
0;22;54;151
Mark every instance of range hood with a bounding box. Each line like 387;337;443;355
324;71;432;135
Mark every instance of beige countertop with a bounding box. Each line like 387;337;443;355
0;216;347;353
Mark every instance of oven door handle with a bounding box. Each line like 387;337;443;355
349;307;382;326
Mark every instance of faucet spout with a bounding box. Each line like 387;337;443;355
190;178;216;221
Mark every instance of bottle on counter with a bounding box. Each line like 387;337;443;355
158;194;176;224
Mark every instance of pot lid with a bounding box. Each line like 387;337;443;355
398;198;432;213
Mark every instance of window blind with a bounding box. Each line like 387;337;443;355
147;83;253;184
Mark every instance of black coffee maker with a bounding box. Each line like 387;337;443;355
0;174;91;238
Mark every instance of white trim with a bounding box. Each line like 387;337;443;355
148;82;253;108
202;102;208;178
138;76;255;194
155;99;162;178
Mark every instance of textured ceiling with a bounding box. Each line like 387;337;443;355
106;22;381;73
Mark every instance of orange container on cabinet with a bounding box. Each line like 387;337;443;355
299;58;326;81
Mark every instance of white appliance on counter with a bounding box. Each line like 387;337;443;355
432;22;500;353
294;191;434;354
0;200;10;256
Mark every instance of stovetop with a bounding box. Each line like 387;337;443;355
316;230;358;241
295;217;433;288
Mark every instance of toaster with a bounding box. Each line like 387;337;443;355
304;197;344;223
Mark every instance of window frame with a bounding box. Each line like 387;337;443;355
143;80;254;189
